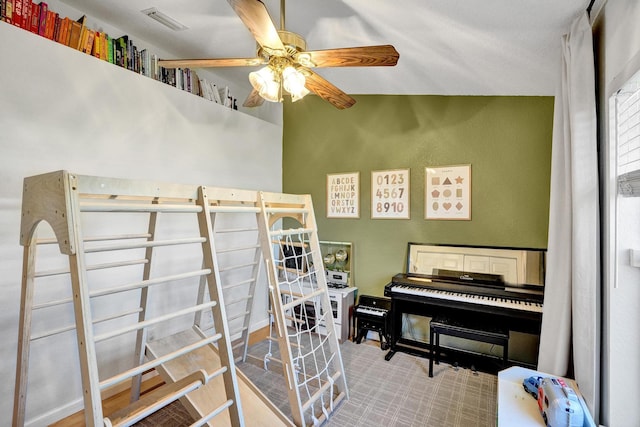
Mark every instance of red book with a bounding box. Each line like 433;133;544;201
22;0;29;29
37;1;46;36
52;12;60;42
23;0;29;28
12;0;21;27
30;2;39;33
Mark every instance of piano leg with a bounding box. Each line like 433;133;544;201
384;299;403;360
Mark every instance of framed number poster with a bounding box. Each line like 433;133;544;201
425;164;471;220
371;168;410;219
326;172;360;218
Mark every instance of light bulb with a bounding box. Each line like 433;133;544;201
282;66;309;102
249;66;281;102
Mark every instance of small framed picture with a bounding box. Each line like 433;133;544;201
371;168;410;219
425;164;471;220
326;172;360;218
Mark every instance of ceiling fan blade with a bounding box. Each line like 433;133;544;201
227;0;285;55
243;88;266;107
304;69;356;110
297;45;399;68
158;57;265;69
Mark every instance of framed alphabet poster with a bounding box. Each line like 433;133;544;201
425;164;471;220
371;168;410;219
326;172;360;218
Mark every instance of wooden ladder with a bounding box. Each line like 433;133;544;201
256;191;348;426
194;197;264;364
13;171;244;427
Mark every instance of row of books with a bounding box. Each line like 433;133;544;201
1;0;238;109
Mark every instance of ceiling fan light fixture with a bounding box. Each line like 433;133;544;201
249;67;281;102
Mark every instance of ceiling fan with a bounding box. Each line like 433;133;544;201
158;0;400;110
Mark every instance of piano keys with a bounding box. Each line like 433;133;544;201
390;278;543;315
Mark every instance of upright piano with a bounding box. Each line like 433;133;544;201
383;243;546;366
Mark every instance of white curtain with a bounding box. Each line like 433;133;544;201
537;11;599;417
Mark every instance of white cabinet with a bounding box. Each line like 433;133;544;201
319;287;357;343
280;283;356;343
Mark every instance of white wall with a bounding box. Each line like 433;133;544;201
595;1;640;426
0;22;282;426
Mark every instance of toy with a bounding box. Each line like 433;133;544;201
537;377;584;427
523;376;542;398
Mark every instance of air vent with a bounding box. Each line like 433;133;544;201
141;7;188;31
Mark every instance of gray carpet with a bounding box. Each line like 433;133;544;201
135;339;497;426
239;339;497;427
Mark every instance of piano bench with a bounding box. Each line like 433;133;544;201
429;317;509;377
355;316;389;350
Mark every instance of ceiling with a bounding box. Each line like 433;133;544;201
58;0;598;99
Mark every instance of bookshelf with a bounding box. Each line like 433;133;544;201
0;1;238;108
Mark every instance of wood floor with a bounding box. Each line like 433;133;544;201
50;375;166;427
50;326;270;427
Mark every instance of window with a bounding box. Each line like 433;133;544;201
611;69;640;196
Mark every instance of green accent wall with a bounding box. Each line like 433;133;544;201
283;95;553;298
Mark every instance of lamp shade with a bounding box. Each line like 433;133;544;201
249;66;281;102
282;66;309;102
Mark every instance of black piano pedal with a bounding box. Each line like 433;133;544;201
452;362;459;372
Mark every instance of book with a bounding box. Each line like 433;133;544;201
219;86;231;108
72;14;86;49
44;9;54;39
107;35;114;63
29;2;39;33
37;1;46;36
67;17;82;49
116;35;127;68
92;31;100;57
61;16;71;45
5;0;13;25
52;12;60;42
211;83;222;104
23;0;31;31
12;0;21;27
101;33;108;61
83;29;94;54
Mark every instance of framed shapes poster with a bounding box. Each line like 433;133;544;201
425;164;471;220
326;172;360;218
371;168;410;219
